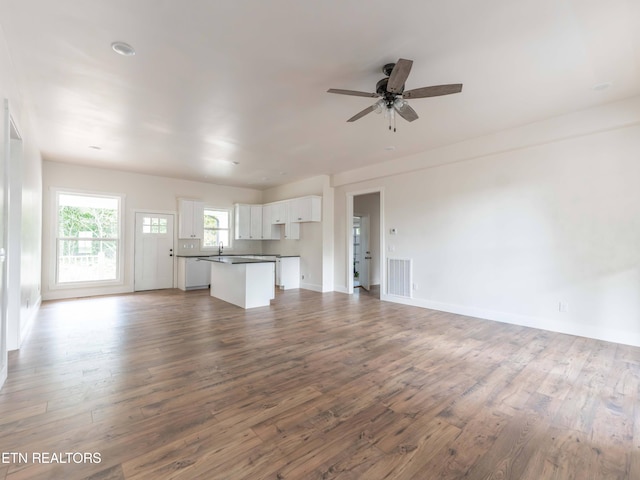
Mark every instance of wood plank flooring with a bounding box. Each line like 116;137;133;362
1;288;639;479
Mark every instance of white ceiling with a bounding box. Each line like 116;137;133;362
1;0;639;189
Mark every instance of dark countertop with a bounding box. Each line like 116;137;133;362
196;256;276;265
177;254;299;258
177;253;246;258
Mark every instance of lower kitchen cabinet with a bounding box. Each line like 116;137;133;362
277;256;300;290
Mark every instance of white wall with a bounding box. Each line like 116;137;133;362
42;162;263;300
0;23;43;352
334;97;640;347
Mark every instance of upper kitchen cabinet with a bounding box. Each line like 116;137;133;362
235;204;263;240
289;196;322;222
270;201;287;225
178;199;204;239
262;204;281;240
265;200;298;239
284;218;300;240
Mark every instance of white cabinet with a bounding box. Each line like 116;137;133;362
177;257;210;290
289;196;322;222
270;201;287;224
264;201;298;239
234;196;321;242
235;204;263;240
235;204;250;239
250;205;263;239
277;257;300;290
284;219;300;240
262;204;281;240
178;199;204;239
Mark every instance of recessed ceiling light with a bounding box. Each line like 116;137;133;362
89;145;101;150
385;146;396;151
592;82;612;91
111;41;136;56
232;161;240;165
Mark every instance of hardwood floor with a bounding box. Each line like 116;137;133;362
1;288;639;479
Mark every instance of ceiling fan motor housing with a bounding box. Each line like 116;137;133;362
376;78;401;107
382;63;396;76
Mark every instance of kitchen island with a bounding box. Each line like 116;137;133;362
197;256;276;309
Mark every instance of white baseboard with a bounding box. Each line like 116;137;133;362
43;285;133;301
301;282;323;292
333;285;349;294
0;363;6;392
381;294;640;348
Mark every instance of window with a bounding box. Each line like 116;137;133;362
55;191;122;285
142;216;168;234
203;208;231;248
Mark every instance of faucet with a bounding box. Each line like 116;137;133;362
218;242;224;256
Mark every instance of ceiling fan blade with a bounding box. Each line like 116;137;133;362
403;83;463;99
395;103;419;122
327;88;377;98
387;58;413;94
347;105;376;122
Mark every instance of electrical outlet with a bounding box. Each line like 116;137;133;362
413;283;419;291
559;301;569;313
301;274;305;280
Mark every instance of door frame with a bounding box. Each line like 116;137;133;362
0;98;11;388
358;214;371;291
132;209;176;291
0;101;24;382
6;108;23;351
345;188;384;295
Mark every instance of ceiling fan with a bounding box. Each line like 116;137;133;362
327;58;462;132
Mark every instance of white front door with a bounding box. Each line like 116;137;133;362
134;212;174;291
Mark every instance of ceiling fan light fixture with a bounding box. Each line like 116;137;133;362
372;99;385;114
393;98;408;110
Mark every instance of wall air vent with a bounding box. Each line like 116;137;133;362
387;258;412;298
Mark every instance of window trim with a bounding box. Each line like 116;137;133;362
50;188;125;289
201;206;233;251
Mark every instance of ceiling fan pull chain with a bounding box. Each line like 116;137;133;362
387;107;396;132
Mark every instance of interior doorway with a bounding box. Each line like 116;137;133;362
347;190;382;299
